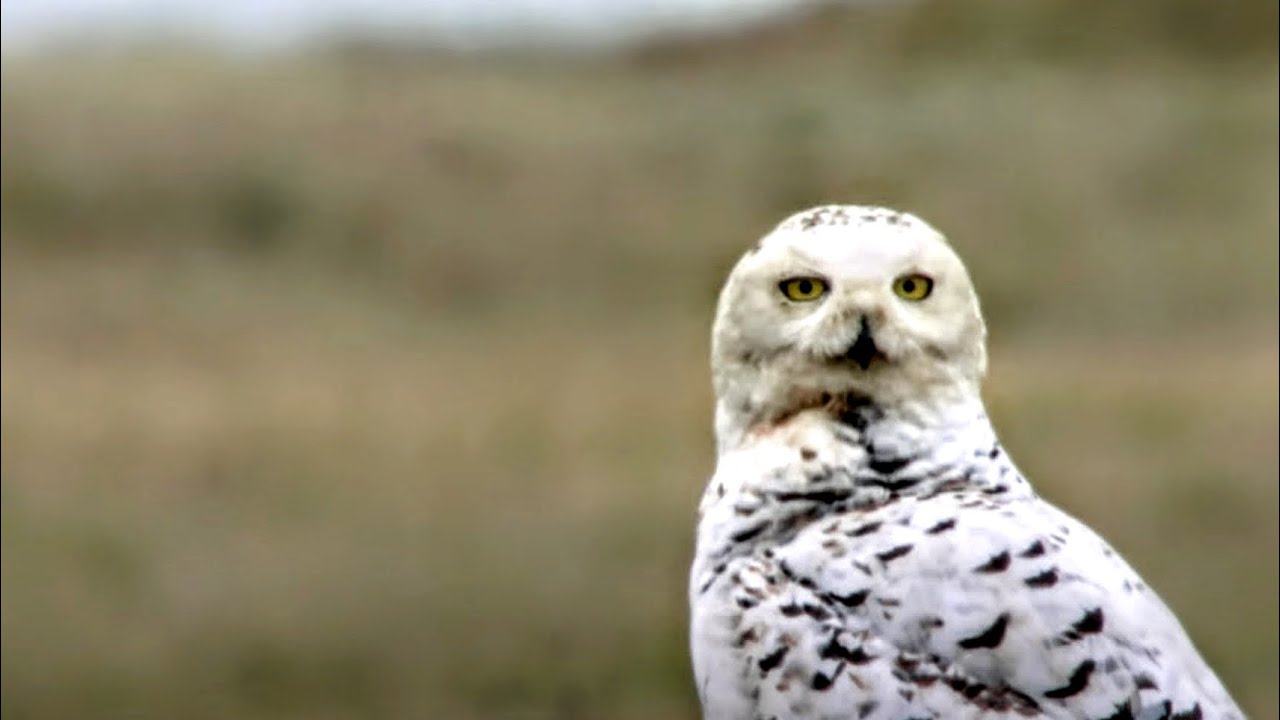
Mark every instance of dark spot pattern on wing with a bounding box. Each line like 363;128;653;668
1044;660;1095;699
758;646;789;674
974;551;1011;574
850;521;882;537
802;602;833;621
958;613;1010;650
1025;567;1059;588
773;489;853;504
1019;540;1046;558
862;476;923;492
867;456;910;475
811;662;845;691
826;589;869;608
1170;704;1203;720
819;633;876;664
925;518;957;534
876;544;913;564
1071;608;1105;635
731;522;770;543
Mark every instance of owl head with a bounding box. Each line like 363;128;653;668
711;205;988;450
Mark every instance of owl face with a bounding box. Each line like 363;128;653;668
711;207;987;434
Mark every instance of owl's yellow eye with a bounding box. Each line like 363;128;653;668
893;273;934;301
779;277;829;302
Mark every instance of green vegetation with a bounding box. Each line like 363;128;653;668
2;1;1277;718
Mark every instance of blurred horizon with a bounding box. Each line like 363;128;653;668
3;0;810;52
2;1;1277;719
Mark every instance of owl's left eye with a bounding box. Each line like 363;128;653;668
893;273;934;301
779;277;828;302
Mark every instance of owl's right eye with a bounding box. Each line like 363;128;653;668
779;277;829;302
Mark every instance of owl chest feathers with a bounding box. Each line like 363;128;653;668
692;397;1030;596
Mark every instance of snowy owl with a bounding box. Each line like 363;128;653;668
689;205;1242;720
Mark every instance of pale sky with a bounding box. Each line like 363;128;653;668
0;0;813;51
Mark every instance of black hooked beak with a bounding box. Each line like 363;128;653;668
844;316;880;370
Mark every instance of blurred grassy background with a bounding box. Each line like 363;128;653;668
1;1;1277;718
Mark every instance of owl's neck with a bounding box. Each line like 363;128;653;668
709;381;1025;507
713;369;986;457
693;389;1028;581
